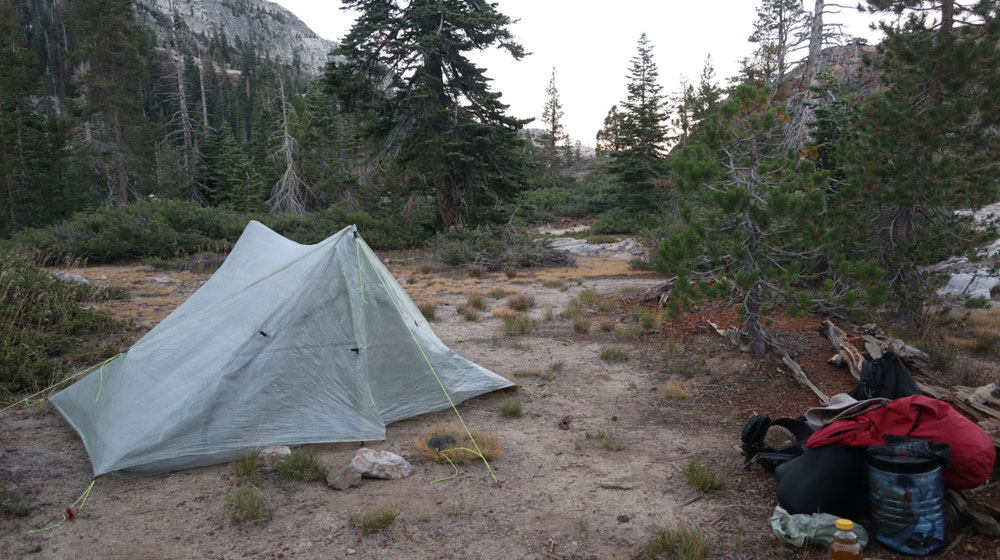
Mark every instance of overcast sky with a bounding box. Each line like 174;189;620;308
272;1;882;145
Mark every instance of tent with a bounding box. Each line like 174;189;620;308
51;222;512;476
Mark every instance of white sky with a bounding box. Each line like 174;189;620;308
272;1;882;146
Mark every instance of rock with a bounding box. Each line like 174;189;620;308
346;549;356;556
326;465;362;491
938;272;1000;300
149;276;173;284
259;445;291;467
351;448;414;479
51;271;90;285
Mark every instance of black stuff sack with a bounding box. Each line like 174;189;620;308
775;445;870;520
848;351;920;401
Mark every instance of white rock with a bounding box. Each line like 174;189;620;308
52;271;90;285
259;445;291;467
351;448;414;479
938;272;1000;299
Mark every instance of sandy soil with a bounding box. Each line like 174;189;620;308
1;257;997;559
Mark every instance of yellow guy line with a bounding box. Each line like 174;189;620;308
1;354;121;414
28;479;96;535
356;238;500;485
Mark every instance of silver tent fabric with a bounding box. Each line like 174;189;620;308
50;222;512;476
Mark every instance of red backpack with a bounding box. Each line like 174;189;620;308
807;395;995;490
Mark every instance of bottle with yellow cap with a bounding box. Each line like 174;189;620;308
830;518;863;560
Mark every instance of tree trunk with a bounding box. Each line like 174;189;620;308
268;78;310;214
198;55;210;129
435;173;459;227
112;108;129;206
169;1;201;203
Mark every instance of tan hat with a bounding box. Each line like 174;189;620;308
805;393;889;426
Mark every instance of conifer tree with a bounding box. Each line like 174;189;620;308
609;33;668;210
203;122;265;212
329;0;528;227
70;0;155;207
595;105;627;155
747;0;808;84
845;0;1000;325
657;86;848;356
538;67;568;177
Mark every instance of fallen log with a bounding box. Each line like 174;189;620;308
823;320;864;381
641;277;676;306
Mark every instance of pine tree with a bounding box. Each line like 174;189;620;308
538;67;568;177
657;86;839;356
844;0;1000;325
329;0;529;227
203;122;265;212
595;105;627;155
70;0;155;207
609;33;668;210
747;0;808;84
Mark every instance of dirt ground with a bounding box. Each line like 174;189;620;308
1;255;998;559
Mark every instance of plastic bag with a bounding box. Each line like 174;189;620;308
769;506;869;548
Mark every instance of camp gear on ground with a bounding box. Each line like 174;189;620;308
806;395;996;490
741;414;816;472
866;448;946;555
868;435;950;467
805;394;889;426
829;518;864;560
775;446;870;519
848;351;920;401
428;434;457;451
769;507;869;549
50;222;513;476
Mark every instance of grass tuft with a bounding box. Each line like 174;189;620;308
413;422;502;463
507;294;535;311
465;293;487;311
542;279;566;290
572;316;591;333
643;525;712;560
416;301;437;320
560;298;583;318
658;379;693;400
275;449;328;482
498;398;523;418
578;288;602;304
488;287;508;299
504;314;536;335
491;306;516;318
614;324;644;341
600;347;629;362
231;450;262;486
584;430;627;451
597;298;618;313
226;486;274;525
682;457;727;492
349;507;399;535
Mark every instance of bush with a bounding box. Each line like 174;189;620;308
435;226;574;271
0;250;129;394
12;200;431;265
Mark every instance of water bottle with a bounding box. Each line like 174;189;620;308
867;452;946;555
830;518;863;560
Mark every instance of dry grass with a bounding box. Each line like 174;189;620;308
572;316;591;333
498;398;523;418
531;258;647;282
514;367;555;381
457;305;479;321
413;422;502;464
560;298;583;318
614;324;644;341
658;379;693;400
507;293;535;311
465;293;487;311
416;300;438;320
491;306;516;318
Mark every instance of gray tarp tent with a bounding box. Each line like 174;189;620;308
51;222;512;476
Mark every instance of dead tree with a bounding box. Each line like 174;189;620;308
268;78;311;215
166;0;203;203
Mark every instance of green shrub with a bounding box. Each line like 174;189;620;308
0;251;130;394
13;200;430;265
276;450;328;482
435;226;574;271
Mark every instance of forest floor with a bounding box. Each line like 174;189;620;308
1;251;998;559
